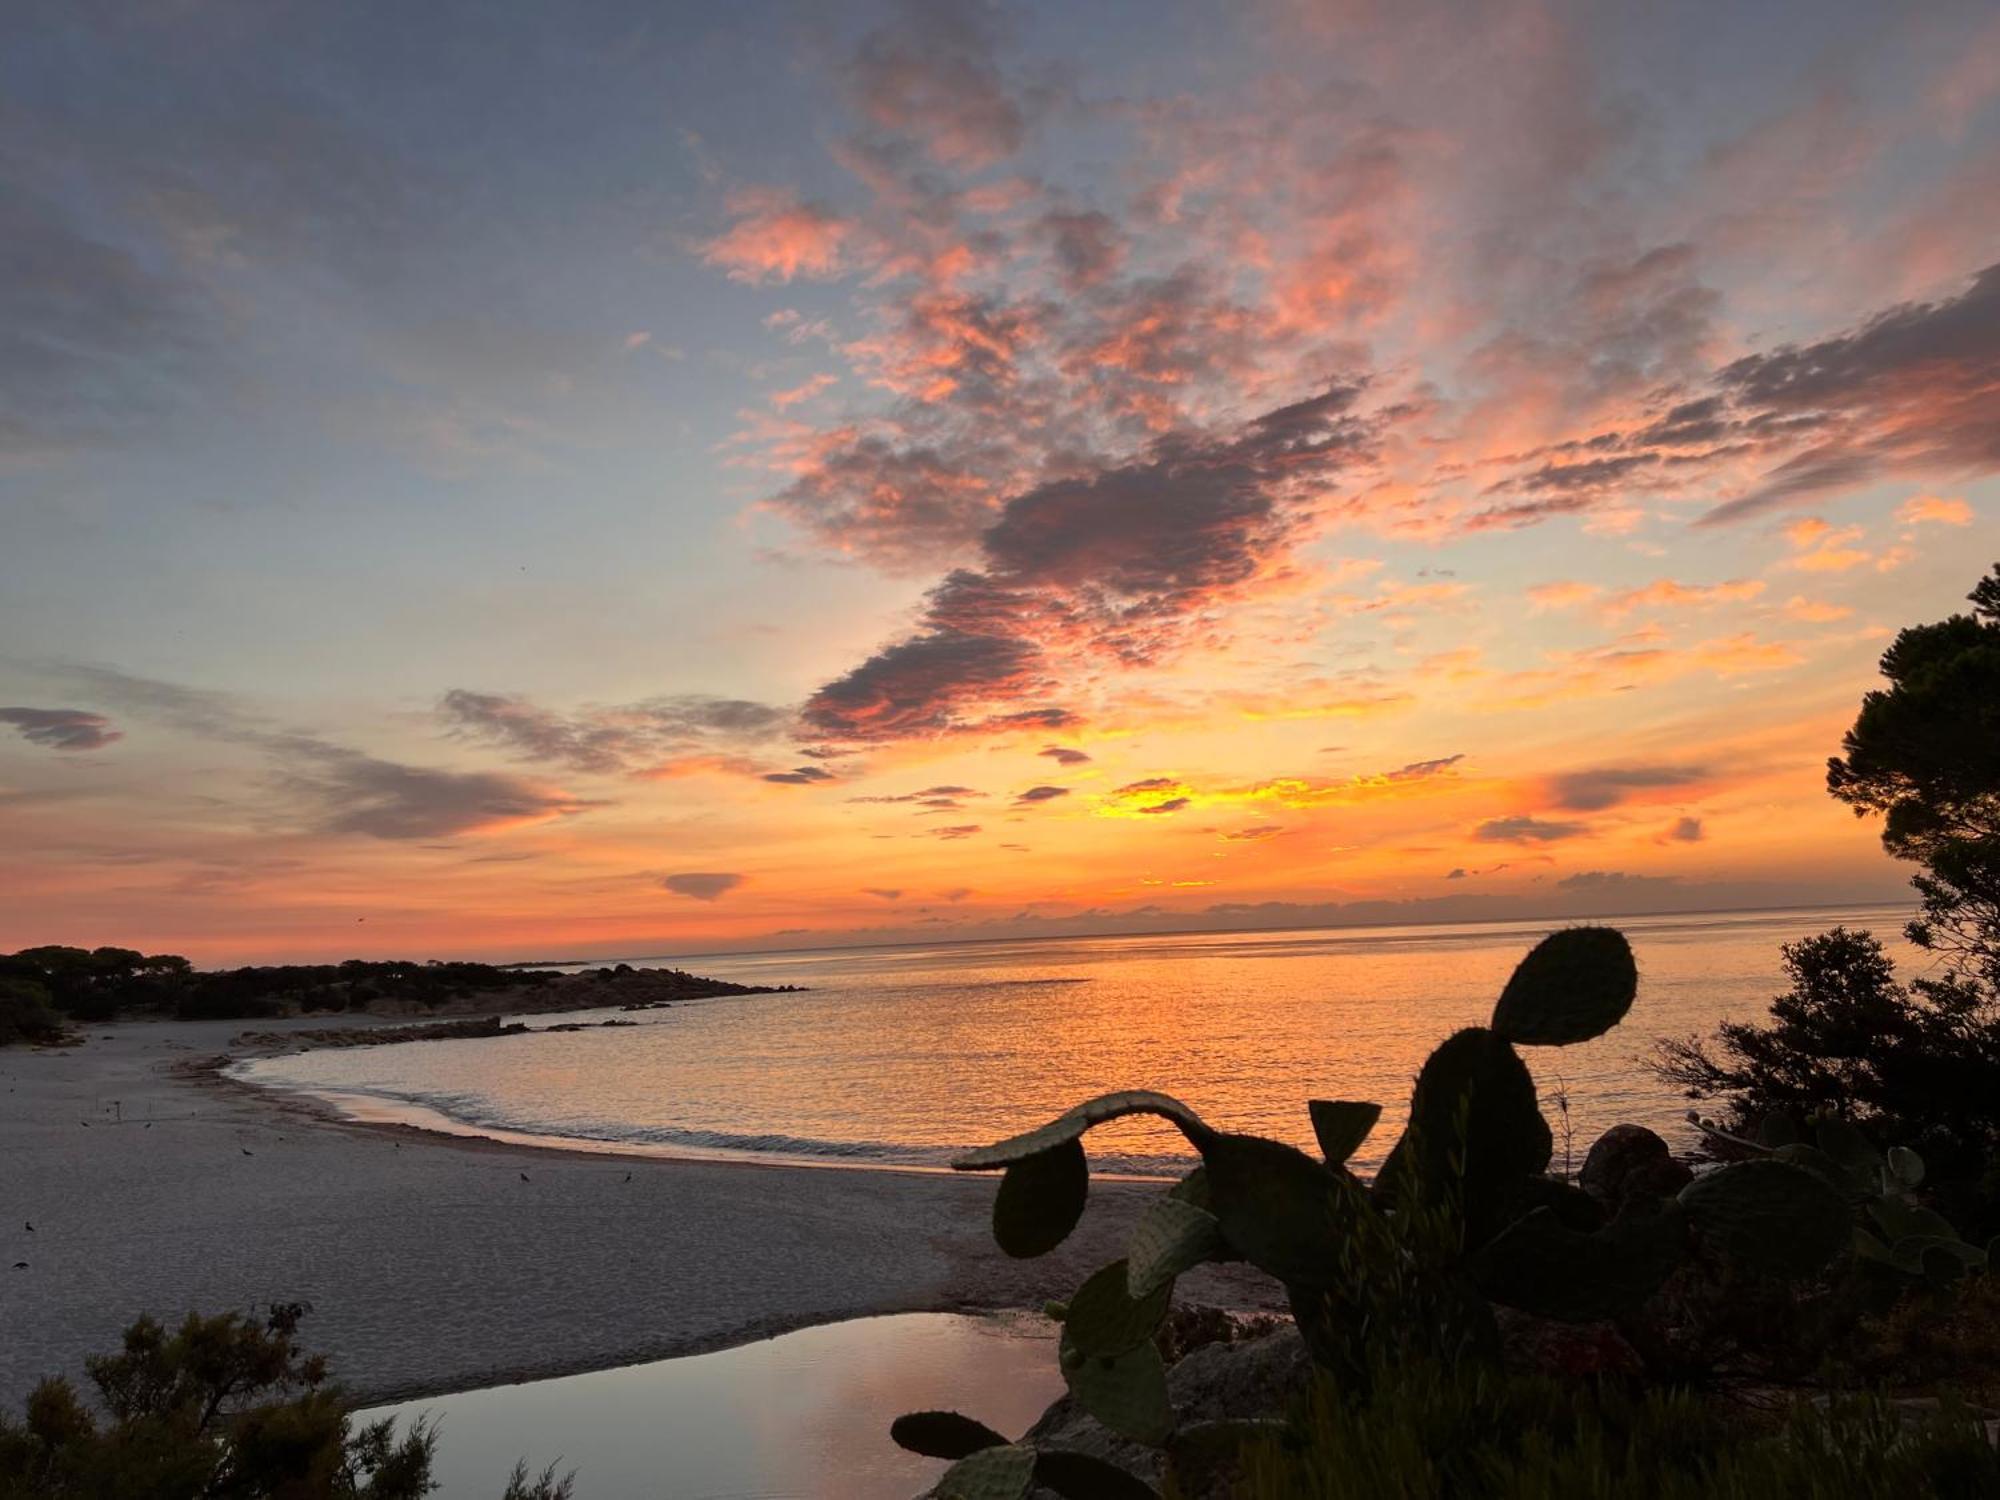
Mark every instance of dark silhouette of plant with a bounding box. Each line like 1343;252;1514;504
0;1306;573;1499
0;1305;433;1498
897;928;1856;1499
1656;928;2000;1167
0;977;65;1047
1828;563;2000;985
1657;566;2000;1218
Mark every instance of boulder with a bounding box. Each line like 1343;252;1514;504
923;1322;1309;1500
1579;1124;1692;1209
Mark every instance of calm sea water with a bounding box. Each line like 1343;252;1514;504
236;905;1914;1178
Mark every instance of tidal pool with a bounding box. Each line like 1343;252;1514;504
356;1311;1062;1498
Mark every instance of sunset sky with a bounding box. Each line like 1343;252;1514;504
3;0;1998;964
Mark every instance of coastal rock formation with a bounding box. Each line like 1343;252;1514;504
1578;1123;1693;1210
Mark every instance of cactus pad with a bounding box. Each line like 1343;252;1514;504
1127;1194;1226;1298
1033;1450;1161;1500
953;1090;1210;1170
1061;1334;1173;1445
1201;1131;1362;1287
890;1410;1009;1460
1307;1099;1382;1165
992;1138;1088;1259
1381;1027;1551;1241
1470;1203;1686;1321
1887;1145;1925;1188
1678;1159;1850;1276
1490;926;1637;1046
936;1443;1037;1500
1064;1258;1173;1357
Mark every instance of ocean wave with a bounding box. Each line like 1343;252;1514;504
238;1070;1189;1175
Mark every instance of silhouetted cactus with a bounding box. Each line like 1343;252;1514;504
896;927;1870;1496
1690;1108;1994;1286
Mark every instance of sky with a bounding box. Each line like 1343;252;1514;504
3;0;1998;964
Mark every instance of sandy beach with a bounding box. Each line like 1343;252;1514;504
0;1019;1268;1409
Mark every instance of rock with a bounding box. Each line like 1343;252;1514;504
1579;1124;1692;1209
971;1324;1309;1500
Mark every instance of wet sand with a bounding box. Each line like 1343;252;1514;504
0;1018;1269;1407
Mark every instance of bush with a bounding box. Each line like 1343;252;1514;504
0;979;65;1047
1239;1358;2000;1499
0;1307;573;1499
0;1305;434;1499
1654;927;2000;1172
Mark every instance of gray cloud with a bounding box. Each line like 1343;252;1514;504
1014;785;1069;804
1547;764;1705;811
803;383;1377;742
34;664;594;840
1556;870;1679;892
294;753;594;840
1038;745;1091;766
1136;797;1191;816
1473;815;1589;843
440;689;788;775
1666;815;1705;842
762;765;836;785
661;872;745;901
843;0;1029;170
0;707;122;752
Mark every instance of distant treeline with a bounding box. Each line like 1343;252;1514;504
0;944;555;1034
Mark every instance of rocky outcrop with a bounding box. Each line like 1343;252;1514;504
923;1323;1308;1500
1578;1123;1692;1209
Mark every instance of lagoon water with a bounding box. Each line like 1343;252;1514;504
237;905;1914;1179
355;1312;1063;1499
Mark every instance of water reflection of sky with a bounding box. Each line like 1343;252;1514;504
241;906;1913;1178
357;1312;1060;1499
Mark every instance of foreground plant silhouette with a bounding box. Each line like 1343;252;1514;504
0;1305;571;1499
893;927;1860;1499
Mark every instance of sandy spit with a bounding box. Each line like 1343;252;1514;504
0;1018;1271;1408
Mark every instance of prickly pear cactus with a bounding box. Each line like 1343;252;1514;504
1061;1332;1173;1444
1377;1025;1551;1242
1308;1099;1381;1165
935;1442;1036;1500
890;1410;1008;1460
992;1138;1088;1258
1678;1158;1850;1276
1490;926;1638;1045
1063;1258;1172;1356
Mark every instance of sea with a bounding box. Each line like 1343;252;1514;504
233;904;1917;1179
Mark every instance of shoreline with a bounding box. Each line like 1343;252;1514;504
1;1018;1273;1412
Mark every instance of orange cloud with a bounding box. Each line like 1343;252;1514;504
1527;581;1600;612
1897;493;1973;526
702;188;853;283
1600;577;1764;617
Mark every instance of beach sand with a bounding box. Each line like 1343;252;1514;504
0;1019;1271;1408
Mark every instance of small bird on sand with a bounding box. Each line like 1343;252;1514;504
11;1262;26;1270
241;1148;254;1156
519;1171;530;1182
23;1222;32;1232
623;1171;632;1183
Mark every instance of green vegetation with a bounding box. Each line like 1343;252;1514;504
0;1306;570;1500
896;926;1918;1498
1658;563;2000;1233
0;977;65;1046
0;946;556;1032
1238;1360;2000;1499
